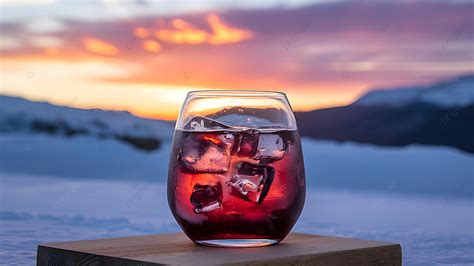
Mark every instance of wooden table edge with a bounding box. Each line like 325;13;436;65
36;232;402;266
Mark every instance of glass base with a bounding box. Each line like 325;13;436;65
195;239;279;248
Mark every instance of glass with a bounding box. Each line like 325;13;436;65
167;90;306;247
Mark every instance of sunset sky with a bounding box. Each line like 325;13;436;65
1;0;473;120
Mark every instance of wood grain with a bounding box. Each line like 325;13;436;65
37;232;402;265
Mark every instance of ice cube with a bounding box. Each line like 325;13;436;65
232;129;259;157
255;134;286;161
179;133;235;173
183;116;230;131
229;178;259;195
227;162;275;204
190;183;223;214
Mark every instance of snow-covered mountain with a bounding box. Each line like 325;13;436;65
296;74;474;153
2;74;473;153
0;95;174;151
355;75;474;108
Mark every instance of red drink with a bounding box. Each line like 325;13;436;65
168;116;305;247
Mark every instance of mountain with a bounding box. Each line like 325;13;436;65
295;74;474;153
354;75;474;108
2;74;473;153
0;95;174;151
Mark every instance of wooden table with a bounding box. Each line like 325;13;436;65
37;232;402;265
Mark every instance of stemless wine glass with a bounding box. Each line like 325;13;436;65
167;90;305;247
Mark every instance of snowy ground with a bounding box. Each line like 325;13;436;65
0;134;473;265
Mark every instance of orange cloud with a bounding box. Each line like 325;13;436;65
133;27;150;38
207;14;253;45
155;18;208;44
154;15;253;45
82;37;118;56
142;40;161;53
171;18;189;30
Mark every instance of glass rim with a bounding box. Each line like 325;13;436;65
187;90;287;98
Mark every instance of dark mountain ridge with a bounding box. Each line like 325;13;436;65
295;103;474;153
295;74;474;153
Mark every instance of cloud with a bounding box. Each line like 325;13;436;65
133;27;151;38
0;0;55;6
142;39;162;53
144;14;253;45
23;17;65;33
206;14;253;45
0;36;21;51
82;37;119;56
29;36;62;48
154;18;209;45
